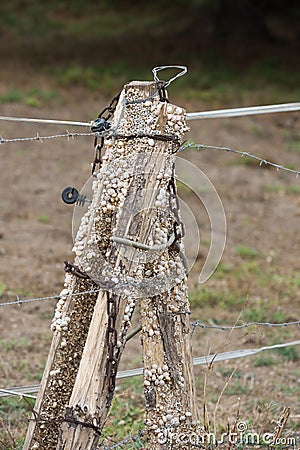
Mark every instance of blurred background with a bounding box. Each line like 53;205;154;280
0;0;299;102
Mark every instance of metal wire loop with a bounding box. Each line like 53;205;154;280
152;65;188;87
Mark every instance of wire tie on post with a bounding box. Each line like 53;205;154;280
152;65;188;87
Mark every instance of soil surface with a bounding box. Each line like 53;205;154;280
0;80;300;446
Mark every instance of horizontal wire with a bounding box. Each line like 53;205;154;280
0;388;36;400
0;289;101;307
98;431;144;450
1;132;299;180
1;340;299;399
181;142;300;176
0;103;299;129
1;291;299;329
191;319;300;330
0;115;91;127
0;131;94;144
186;102;300;120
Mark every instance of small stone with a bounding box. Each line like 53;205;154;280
59;288;69;297
31;443;40;449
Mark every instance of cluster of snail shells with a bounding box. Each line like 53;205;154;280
143;363;171;388
112;86;189;139
50;288;71;333
122;296;135;325
146;100;189;139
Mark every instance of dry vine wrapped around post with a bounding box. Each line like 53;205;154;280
23;78;201;450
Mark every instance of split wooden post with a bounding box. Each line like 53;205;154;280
23;80;200;450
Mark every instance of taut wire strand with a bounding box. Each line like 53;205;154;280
186;102;300;120
1;290;299;329
191;319;300;330
1;340;299;398
0;115;91;127
1;133;299;179
0;102;299;130
0;131;94;145
0;289;101;307
180;142;300;176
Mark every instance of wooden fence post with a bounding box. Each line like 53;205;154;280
23;80;200;450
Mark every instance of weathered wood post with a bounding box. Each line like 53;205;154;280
23;78;200;450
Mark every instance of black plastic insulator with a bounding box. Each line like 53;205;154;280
91;117;111;133
62;187;79;205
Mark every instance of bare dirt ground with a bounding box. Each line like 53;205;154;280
0;74;300;447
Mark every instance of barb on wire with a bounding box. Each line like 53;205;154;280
1;289;299;329
0;288;101;307
180;142;300;177
0;131;94;145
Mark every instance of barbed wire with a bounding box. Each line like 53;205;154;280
1;339;300;399
190;319;300;331
1;289;299;330
0;290;299;327
0;131;94;145
180;142;300;177
0;288;101;307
